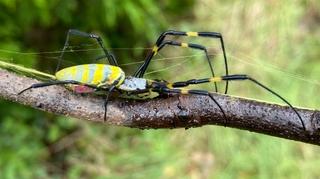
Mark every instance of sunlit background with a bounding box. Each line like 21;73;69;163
0;0;319;178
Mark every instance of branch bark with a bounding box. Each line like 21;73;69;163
1;69;320;145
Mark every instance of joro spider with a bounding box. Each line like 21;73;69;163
18;29;306;130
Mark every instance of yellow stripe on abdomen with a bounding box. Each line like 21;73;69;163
56;66;76;81
92;64;105;85
108;66;121;83
81;64;89;83
70;66;77;79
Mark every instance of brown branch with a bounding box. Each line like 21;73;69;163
1;69;320;145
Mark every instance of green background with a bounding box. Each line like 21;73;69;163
0;0;319;178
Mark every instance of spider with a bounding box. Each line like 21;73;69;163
18;29;306;130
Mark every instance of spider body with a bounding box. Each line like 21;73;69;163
56;64;125;89
53;64;153;98
18;29;306;130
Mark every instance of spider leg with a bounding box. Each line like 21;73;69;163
18;79;115;122
56;29;118;72
103;85;116;122
93;52;117;63
18;80;92;95
134;30;229;94
163;75;306;130
135;40;216;85
162;40;218;92
152;87;227;126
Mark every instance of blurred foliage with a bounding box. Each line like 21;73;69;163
0;0;320;178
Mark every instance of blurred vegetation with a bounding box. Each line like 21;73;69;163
0;0;320;178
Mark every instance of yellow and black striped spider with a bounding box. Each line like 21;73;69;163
19;29;306;130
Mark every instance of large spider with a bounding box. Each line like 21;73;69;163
18;29;306;130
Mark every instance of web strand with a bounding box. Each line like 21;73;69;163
0;46;319;87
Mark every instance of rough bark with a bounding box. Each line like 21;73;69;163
1;69;320;145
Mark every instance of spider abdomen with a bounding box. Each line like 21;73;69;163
55;64;125;87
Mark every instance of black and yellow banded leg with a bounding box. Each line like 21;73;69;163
152;87;227;126
18;80;111;122
165;74;306;130
18;80;92;95
134;39;217;79
56;29;118;72
134;30;229;94
153;40;218;92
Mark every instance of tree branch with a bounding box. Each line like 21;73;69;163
1;69;320;145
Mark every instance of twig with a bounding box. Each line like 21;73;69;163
0;69;320;145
